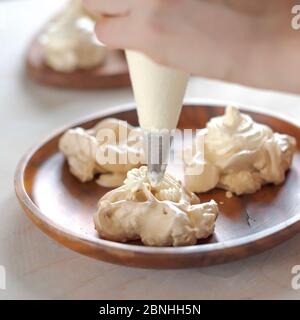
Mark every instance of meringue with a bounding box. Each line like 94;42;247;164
40;0;106;72
94;166;219;246
59;118;144;185
185;106;296;195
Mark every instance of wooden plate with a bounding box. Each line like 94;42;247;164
14;102;300;269
26;32;130;89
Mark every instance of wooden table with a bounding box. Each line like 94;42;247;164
0;0;300;299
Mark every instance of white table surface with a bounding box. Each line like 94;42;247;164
0;0;300;300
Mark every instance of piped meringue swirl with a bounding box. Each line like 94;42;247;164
94;166;219;246
185;106;296;195
40;0;107;72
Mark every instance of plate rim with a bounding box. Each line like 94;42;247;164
14;100;300;263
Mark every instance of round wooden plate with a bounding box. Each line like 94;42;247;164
14;102;300;269
26;32;130;89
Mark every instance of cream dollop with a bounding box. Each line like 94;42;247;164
59;118;144;186
185;106;296;195
40;0;106;72
94;166;219;246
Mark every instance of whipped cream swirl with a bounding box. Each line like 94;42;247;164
40;0;106;72
185;106;296;195
94;166;219;246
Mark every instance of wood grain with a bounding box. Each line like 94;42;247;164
26;31;131;90
14;103;300;268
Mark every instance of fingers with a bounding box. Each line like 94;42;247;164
83;0;132;17
83;0;137;49
84;0;158;51
95;16;138;49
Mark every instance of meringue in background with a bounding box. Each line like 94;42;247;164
40;0;107;72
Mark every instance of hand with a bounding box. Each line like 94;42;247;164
83;0;299;93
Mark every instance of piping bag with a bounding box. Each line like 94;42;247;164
126;50;189;185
